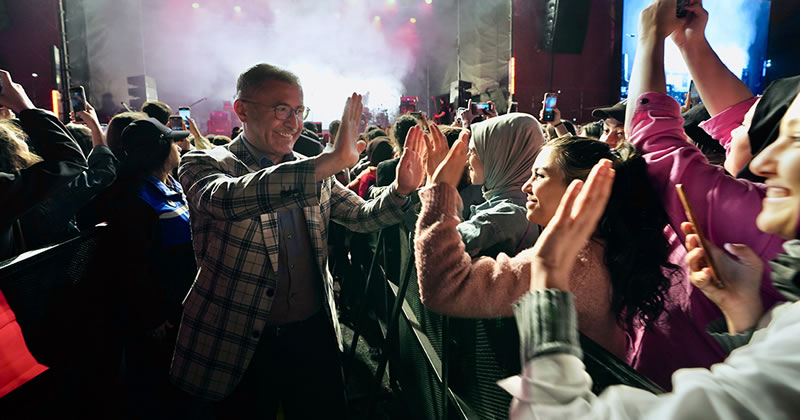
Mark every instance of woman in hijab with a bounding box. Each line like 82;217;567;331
457;113;543;258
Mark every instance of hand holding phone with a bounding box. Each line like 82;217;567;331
676;184;724;288
168;115;186;131
676;0;690;18
542;93;558;122
178;106;191;124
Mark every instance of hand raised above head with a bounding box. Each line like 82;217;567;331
332;93;364;169
681;221;764;333
638;0;684;40
530;159;615;292
422;123;450;180
431;130;469;189
394;125;426;195
670;0;709;49
0;70;35;113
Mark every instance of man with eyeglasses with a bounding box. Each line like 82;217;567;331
170;63;425;418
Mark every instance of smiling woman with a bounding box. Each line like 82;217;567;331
415;134;678;363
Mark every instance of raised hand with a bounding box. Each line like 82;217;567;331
394;125;426;195
670;0;709;49
0;70;35;113
530;159;615;292
431;130;469;188
682;222;764;333
422;123;450;180
333;93;363;169
639;0;683;40
74;102;100;128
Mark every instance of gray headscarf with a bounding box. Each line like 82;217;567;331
469;113;545;200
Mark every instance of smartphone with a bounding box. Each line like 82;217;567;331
542;93;558;122
168;115;185;130
676;0;690;18
676;184;724;288
410;111;430;132
178;106;191;124
455;107;467;123
70;86;87;121
689;80;700;102
508;101;519;113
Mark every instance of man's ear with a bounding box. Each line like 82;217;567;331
233;99;248;123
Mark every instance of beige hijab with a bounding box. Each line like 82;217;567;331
469;113;545;200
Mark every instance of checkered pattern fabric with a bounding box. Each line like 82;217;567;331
170;137;405;400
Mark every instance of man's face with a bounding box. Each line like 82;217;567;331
234;80;303;162
600;118;625;148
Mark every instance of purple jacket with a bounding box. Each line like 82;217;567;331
627;92;786;390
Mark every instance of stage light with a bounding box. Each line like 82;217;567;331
233;5;241;13
387;0;396;4
31;73;38;78
51;90;60;117
191;2;200;9
508;56;516;95
409;17;416;23
374;15;381;23
425;0;432;4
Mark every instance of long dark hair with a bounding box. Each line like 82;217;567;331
546;136;680;331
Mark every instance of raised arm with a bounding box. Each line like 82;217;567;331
670;0;754;116
0;70;87;228
623;2;785;263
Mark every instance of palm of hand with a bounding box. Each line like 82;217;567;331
334;94;363;167
397;150;424;192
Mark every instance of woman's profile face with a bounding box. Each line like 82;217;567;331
750;94;800;239
522;146;568;226
165;141;181;172
467;145;485;185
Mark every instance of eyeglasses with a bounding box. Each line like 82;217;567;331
238;99;310;121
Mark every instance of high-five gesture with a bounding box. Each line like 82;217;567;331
422;123;451;180
529;160;615;292
431;130;470;188
333;93;363;168
316;93;363;181
394;125;426;196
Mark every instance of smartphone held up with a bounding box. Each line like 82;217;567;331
70;86;87;121
168;115;185;131
676;184;725;289
542;93;558;122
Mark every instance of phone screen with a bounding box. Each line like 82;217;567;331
689;81;699;101
70;88;86;112
169;117;184;130
477;103;490;111
178;107;191;123
543;94;558;122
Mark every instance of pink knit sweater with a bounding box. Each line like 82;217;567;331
415;183;627;360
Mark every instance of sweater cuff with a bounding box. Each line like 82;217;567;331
706;317;755;354
513;290;582;364
418;183;462;220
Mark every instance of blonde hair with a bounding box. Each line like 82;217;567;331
0;120;41;173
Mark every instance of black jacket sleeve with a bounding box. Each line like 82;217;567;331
0;109;88;229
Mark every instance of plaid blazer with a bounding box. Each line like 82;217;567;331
170;138;405;400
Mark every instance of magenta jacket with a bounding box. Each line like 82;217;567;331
627;92;786;389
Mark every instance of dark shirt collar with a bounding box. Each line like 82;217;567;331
240;134;296;168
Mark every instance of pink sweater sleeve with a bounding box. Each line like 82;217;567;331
698;96;759;154
415;184;529;318
628;92;784;262
629;93;785;308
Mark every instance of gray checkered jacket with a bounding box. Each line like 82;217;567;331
170;137;404;400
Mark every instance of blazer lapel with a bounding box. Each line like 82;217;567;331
227;137;281;272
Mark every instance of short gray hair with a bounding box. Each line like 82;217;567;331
236;63;301;98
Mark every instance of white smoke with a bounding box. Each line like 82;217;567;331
83;0;420;129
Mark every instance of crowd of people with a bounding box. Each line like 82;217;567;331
1;0;800;418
